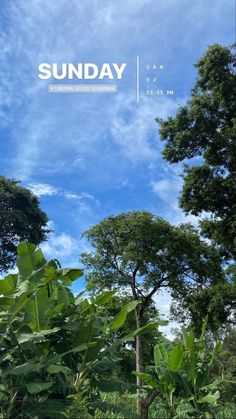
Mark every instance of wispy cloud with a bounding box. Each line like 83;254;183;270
110;94;178;164
28;183;59;197
150;171;201;226
28;182;97;202
151;177;182;208
42;232;78;260
153;288;179;341
41;220;89;270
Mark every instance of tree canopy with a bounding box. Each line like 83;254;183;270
0;175;49;272
157;44;236;258
81;211;225;303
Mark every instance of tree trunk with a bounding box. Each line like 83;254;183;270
135;308;159;419
140;401;149;419
135;308;143;415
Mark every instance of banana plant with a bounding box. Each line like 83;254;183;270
0;243;138;418
133;318;224;419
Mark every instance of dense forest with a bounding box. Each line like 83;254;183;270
0;44;235;418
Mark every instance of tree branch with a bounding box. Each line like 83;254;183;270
144;388;160;407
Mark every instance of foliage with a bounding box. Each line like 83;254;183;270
157;44;236;259
170;277;236;333
134;319;230;418
0;176;49;272
81;211;225;415
212;326;236;404
0;243;137;418
81;211;225;334
0;242;234;419
82;212;224;296
105;296;161;382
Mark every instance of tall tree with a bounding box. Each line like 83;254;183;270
0;175;49;272
157;44;236;259
81;211;225;417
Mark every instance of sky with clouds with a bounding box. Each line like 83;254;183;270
0;0;234;337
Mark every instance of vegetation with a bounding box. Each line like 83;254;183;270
157;44;236;259
0;243;139;418
156;42;236;336
81;211;227;415
0;176;49;273
0;243;235;419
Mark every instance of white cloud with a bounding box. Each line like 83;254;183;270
28;182;97;202
150;173;201;226
42;232;78;260
64;192;80;200
28;183;59;197
151;177;182;207
41;222;91;269
153;288;179;341
27;182;99;217
111;94;178;164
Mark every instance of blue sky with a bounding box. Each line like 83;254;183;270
0;0;234;335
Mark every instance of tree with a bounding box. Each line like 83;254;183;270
157;44;236;259
0;175;49;272
81;211;225;418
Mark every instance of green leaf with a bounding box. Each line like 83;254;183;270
168;344;184;372
57;284;74;305
123;300;140;313
17;243;46;277
134;321;159;336
208;342;223;367
182;327;196;380
16;328;60;344
4;362;42;377
112;309;127;329
59;268;83;285
26;381;53;394
112;300;140;329
198;391;220;404
21;401;69;418
154;340;169;366
47;364;70;374
199;315;208;343
0;275;17;295
94;290;116;305
132;371;159;387
182;328;194;352
56;342;98;360
93;356;115;374
214;342;223;353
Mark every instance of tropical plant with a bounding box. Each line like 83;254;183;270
134;319;229;419
0;243;138;418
